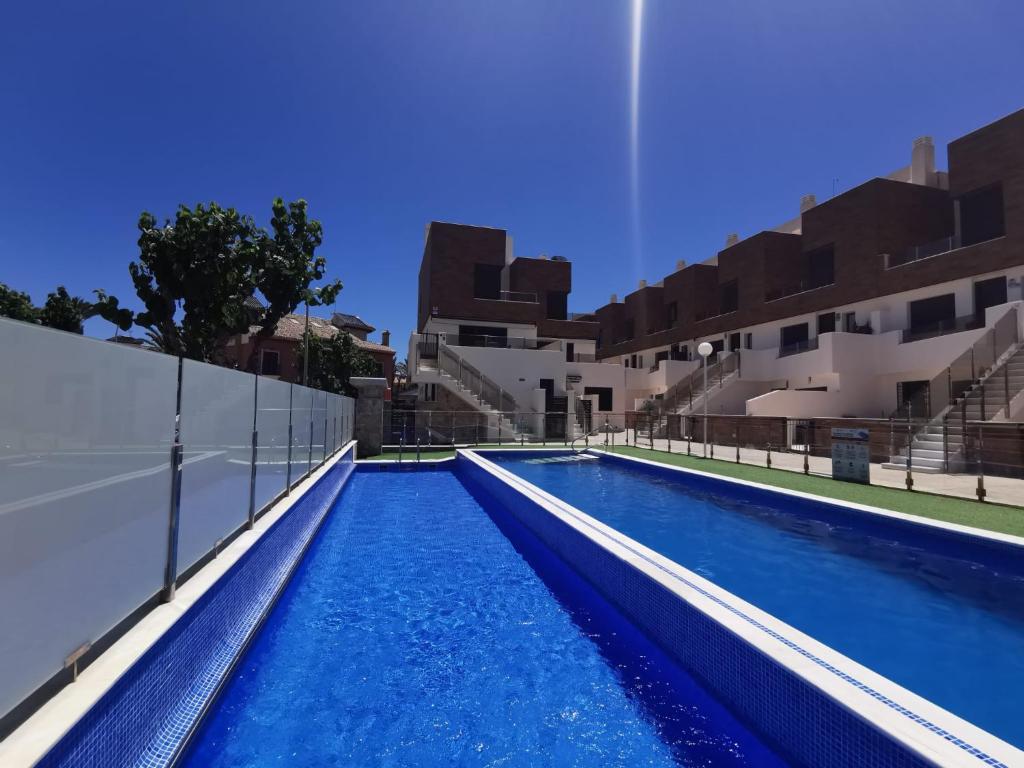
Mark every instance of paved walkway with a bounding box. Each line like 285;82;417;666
590;433;1024;508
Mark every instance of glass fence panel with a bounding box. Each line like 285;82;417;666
312;389;328;462
176;360;256;575
341;395;355;444
0;319;178;720
255;377;293;512
290;385;314;482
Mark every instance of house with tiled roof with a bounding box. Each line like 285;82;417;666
224;309;396;393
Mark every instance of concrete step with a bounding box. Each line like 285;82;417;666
907;447;945;460
881;460;945;474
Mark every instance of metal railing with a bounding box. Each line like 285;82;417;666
885;234;961;269
475;290;538;303
894;307;1018;422
377;410;1024;490
660;352;740;413
765;278;835;303
900;313;985;344
441;332;562;351
778;336;820;358
437;343;519;414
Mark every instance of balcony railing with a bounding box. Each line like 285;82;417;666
570;352;597;363
475;290;538;303
765;278;834;303
900;314;984;344
440;333;562;351
885;234;961;269
778;337;819;358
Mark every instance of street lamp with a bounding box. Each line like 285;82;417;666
698;341;713;458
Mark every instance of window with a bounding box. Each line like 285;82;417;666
472;263;502;299
959;184;1005;247
974;276;1007;320
817;312;836;335
583;386;613;412
728;332;741;351
546;291;567;320
422;383;437;402
908;294;955;333
667;301;679;327
780;322;809;349
806;244;835;288
565;342;575;362
843;312;857;332
623;357;630;367
670;343;687;361
638;355;644;369
260;349;280;376
630;354;637;368
719;279;738;314
744;333;752;349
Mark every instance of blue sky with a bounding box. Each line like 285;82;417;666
2;1;1022;353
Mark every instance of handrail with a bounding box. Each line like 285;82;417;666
437;341;521;414
661;351;740;413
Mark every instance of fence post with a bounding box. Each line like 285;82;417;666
163;355;185;603
285;384;293;494
803;429;810;474
307;393;314;475
323;412;328;462
905;421;914;491
416;437;421;463
980;381;987;421
1004;364;1011;418
976;423;986;502
734;428;740;463
766;441;772;469
247;373;259;530
649;413;654;450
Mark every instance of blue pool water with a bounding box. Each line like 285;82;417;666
490;452;1024;749
182;470;788;767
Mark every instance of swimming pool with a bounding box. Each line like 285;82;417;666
181;468;789;767
486;450;1024;752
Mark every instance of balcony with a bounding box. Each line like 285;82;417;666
778;337;819;358
885;235;960;269
900;314;984;344
442;332;562;351
765;277;834;303
476;290;538;303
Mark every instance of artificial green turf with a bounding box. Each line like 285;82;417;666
360;442;1023;538
600;445;1024;538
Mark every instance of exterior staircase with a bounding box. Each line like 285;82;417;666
884;309;1022;473
415;340;531;441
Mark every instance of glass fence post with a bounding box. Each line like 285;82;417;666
307;392;314;476
247;373;259;530
976;424;987;502
163;355;185;602
285;384;293;494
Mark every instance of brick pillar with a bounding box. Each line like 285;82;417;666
350;377;387;458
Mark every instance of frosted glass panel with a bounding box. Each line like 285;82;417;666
311;389;327;463
289;385;314;483
255;378;292;511
176;361;255;574
0;319;178;720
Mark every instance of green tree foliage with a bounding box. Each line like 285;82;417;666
0;283;132;333
300;331;379;395
118;198;342;363
0;282;38;323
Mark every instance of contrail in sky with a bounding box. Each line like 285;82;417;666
630;0;644;278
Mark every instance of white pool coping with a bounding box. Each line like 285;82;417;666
461;448;1024;768
0;442;355;768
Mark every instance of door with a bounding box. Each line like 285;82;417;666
908;294;955;335
974;276;1007;321
565;342;575;363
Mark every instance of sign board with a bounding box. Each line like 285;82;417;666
831;428;870;484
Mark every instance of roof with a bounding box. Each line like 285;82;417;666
263;314;393;354
330;312;374;333
243;296;266;311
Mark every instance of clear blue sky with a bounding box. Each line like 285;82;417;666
2;1;1022;353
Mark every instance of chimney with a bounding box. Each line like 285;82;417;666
610;293;618;304
381;330;391;347
638;279;647;289
676;259;686;271
910;136;935;186
725;233;739;247
800;194;817;213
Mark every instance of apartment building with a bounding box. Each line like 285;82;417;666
408;108;1024;443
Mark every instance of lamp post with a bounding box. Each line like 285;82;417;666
698;342;713;458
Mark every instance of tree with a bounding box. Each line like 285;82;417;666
38;286;91;333
113;198;342;363
0;282;132;333
300;331;378;395
0;282;38;323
